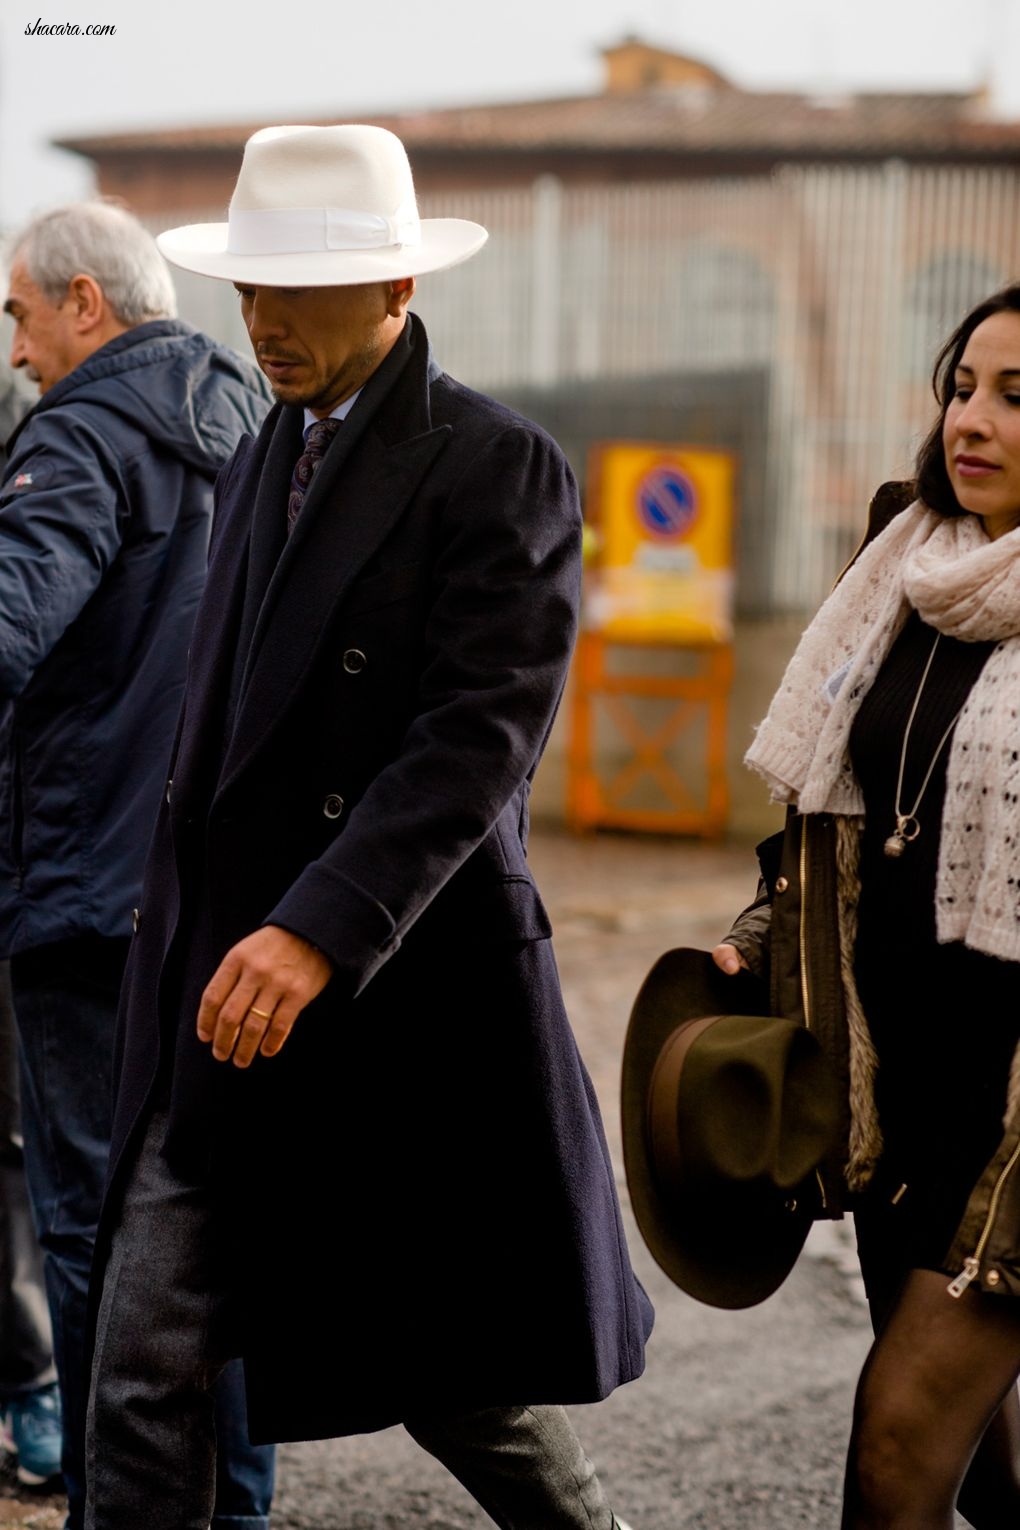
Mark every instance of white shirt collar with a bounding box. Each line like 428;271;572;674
302;388;362;436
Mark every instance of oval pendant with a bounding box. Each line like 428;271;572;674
884;833;905;858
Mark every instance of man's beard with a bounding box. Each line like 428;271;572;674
260;336;381;413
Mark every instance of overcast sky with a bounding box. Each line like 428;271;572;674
2;0;1020;227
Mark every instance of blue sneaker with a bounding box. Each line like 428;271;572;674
7;1382;62;1485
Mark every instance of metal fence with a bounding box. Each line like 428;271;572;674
153;161;1020;615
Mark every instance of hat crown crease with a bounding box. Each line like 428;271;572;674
705;1058;780;1182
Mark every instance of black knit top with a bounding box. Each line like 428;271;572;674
848;608;1020;1275
852;609;997;949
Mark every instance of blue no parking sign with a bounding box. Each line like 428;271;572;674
637;465;698;539
589;442;733;643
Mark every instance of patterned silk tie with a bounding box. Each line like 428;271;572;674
287;418;341;534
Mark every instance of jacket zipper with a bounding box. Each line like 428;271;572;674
798;819;812;1034
799;817;829;1212
947;1136;1020;1297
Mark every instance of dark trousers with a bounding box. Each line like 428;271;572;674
87;1099;615;1530
11;937;275;1529
0;961;54;1398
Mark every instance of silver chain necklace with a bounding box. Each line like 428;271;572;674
884;631;966;858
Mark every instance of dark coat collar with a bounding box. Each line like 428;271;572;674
175;314;450;804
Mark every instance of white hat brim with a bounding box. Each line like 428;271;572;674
157;217;487;285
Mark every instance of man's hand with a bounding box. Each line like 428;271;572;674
197;925;333;1068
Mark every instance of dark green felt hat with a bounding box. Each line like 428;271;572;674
621;948;840;1310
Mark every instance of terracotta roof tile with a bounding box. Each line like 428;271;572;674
54;84;1020;161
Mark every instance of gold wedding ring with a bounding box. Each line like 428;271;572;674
248;1006;274;1020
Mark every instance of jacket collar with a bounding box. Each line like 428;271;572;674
174;314;450;802
7;320;199;450
231;313;428;694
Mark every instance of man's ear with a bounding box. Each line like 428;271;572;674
65;273;108;335
387;277;415;317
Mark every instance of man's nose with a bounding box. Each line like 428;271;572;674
9;333;25;370
245;292;287;343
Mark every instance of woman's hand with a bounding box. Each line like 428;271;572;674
712;943;749;976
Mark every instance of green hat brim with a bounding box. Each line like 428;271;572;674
621;947;833;1310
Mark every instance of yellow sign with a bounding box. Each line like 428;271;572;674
586;442;735;643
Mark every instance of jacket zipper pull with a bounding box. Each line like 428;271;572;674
947;1257;980;1299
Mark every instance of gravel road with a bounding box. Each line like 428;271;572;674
5;827;934;1529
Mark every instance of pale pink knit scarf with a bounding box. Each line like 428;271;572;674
746;503;1020;959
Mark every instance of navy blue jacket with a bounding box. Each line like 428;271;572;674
0;320;269;956
105;315;653;1441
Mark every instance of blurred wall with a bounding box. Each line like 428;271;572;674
8;159;1011;840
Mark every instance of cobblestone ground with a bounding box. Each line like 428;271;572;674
0;827;927;1528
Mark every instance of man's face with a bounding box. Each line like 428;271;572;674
5;259;82;395
233;280;410;416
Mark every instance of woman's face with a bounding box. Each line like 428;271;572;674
943;309;1020;540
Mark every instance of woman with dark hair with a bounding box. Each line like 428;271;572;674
714;284;1020;1527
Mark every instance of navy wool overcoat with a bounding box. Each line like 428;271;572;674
103;315;653;1443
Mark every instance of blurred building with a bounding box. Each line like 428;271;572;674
52;39;1020;831
56;39;1020;618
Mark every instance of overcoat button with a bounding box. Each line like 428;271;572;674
323;794;344;820
132;907;141;933
342;648;367;674
775;876;789;893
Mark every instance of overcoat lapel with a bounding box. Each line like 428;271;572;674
234;407;303;663
234;331;418;704
218;318;450;796
165;414;289;803
220;427;449;795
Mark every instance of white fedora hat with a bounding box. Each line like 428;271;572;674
157;123;487;286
